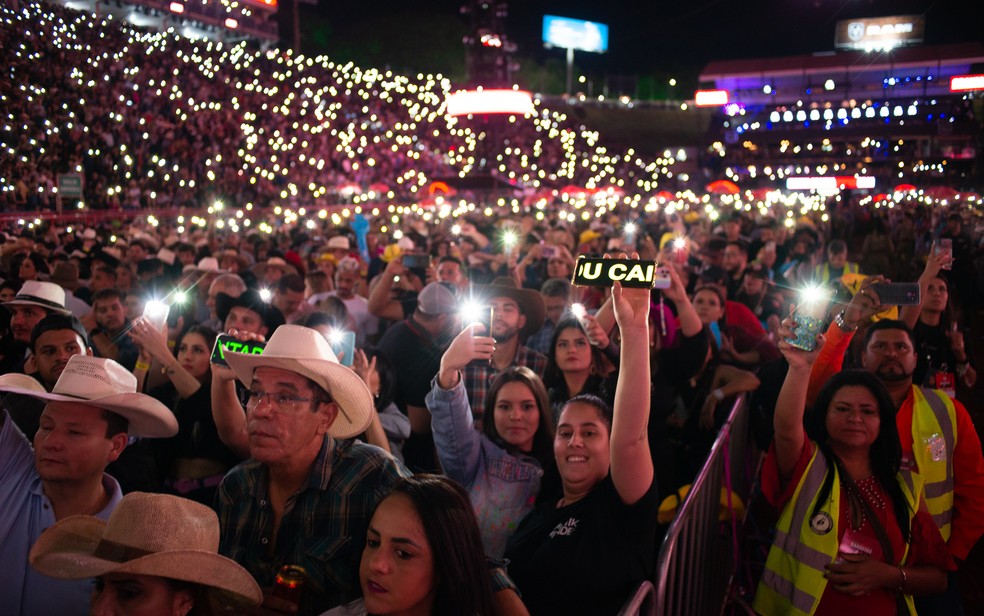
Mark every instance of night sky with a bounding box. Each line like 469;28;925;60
314;0;983;76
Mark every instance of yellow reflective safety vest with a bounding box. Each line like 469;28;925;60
909;386;957;541
753;446;922;616
815;262;859;284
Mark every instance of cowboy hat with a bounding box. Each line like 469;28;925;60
0;372;47;393
251;256;298;278
215;290;285;333
48;262;80;291
477;277;546;338
217;248;250;271
0;355;178;438
3;281;71;315
29;492;262;607
326;235;351;250
193;256;227;274
224;324;373;439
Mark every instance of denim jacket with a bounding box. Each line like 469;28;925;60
426;377;543;559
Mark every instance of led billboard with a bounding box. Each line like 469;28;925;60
834;15;924;51
542;15;609;53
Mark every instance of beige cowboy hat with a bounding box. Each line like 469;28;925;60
3;281;72;315
251;256;298;278
217;248;251;271
0;355;178;438
224;324;372;439
29;492;262;607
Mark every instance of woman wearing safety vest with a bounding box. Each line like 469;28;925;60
753;314;952;616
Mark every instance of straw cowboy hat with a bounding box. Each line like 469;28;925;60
217;248;251;271
0;373;47;393
0;355;177;438
2;281;71;315
251;256;298;278
29;492;262;607
224;324;373;439
478;277;546;339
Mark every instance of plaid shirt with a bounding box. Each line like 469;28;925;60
216;436;409;616
463;345;547;427
524;319;556;355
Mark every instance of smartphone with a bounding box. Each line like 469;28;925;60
142;300;170;332
784;289;832;352
653;266;671;290
935;238;952;270
328;330;356;367
571;256;660;289
471;306;494;338
210;334;267;367
402;252;429;281
540;243;557;259
871;282;921;306
402;253;430;270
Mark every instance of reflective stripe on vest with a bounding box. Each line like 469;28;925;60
754;446;921;616
911;387;957;540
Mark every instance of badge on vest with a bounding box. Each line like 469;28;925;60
810;511;833;535
924;433;947;462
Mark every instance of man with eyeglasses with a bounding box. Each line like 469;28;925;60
211;325;409;616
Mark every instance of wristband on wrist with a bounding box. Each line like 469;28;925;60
135;360;151;372
834;311;857;332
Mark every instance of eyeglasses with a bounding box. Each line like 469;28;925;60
245;390;330;412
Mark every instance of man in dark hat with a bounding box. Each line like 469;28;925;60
215;288;285;339
462;277;547;426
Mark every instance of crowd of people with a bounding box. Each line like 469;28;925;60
0;172;981;615
1;2;984;616
0;0;678;216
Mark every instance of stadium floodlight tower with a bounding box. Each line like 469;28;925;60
461;0;518;88
542;15;609;95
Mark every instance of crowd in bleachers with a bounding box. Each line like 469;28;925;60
0;0;675;215
2;2;984;615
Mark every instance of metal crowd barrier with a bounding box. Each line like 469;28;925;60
654;395;761;616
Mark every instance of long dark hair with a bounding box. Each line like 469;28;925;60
174;325;218;383
361;346;396;412
384;475;496;616
808;370;910;541
542;317;608;391
482;366;554;469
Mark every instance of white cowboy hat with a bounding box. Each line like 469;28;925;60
3;281;71;315
0;356;177;438
0;373;47;393
194;256;227;274
224;324;372;439
29;492;262;607
326;235;351;250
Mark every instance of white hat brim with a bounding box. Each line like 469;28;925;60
2;299;72;315
0;386;177;438
225;352;373;440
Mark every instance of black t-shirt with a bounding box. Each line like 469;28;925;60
504;475;660;616
377;319;444;411
912;319;957;386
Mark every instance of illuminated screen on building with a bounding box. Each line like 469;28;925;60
834;15;924;51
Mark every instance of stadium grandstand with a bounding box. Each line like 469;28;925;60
698;41;984;191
